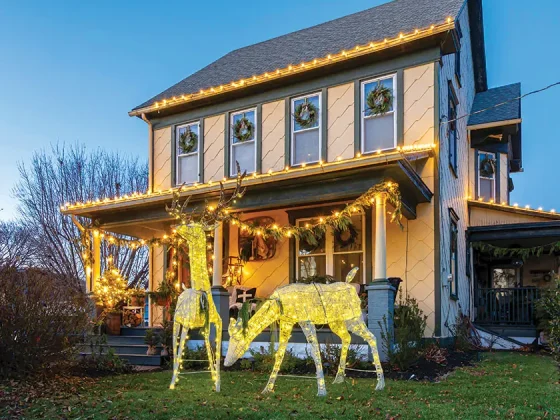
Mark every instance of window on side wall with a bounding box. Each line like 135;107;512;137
477;151;496;201
296;214;364;283
449;209;459;299
361;74;397;154
230;108;257;176
448;83;458;174
291;93;321;166
176;122;200;185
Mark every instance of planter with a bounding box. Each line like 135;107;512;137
105;312;122;335
147;345;158;356
161;345;170;357
130;295;145;307
155;296;170;307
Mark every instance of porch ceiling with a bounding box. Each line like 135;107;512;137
76;157;433;239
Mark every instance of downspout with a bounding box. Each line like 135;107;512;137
141;113;154;194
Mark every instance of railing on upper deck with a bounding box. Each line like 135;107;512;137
475;287;541;326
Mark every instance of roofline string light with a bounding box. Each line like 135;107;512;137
467;197;558;216
129;19;454;116
61;143;435;211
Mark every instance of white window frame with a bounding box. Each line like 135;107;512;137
230;107;257;177
295;214;366;283
477;151;496;201
290;92;322;167
360;74;398;154
175;121;200;185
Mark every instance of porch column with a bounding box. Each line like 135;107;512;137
211;222;229;345
92;230;101;292
374;193;387;281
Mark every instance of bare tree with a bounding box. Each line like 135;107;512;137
0;221;36;269
13;143;149;289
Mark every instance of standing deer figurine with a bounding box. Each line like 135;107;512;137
168;166;246;392
224;267;385;396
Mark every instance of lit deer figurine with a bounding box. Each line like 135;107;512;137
224;267;385;396
168;167;246;392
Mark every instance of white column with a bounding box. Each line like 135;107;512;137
374;193;387;280
212;223;223;287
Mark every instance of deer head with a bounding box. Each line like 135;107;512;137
224;317;248;366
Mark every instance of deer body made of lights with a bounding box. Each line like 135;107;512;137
168;166;246;392
224;267;385;396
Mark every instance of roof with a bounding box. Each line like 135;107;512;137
468;83;521;126
132;0;465;112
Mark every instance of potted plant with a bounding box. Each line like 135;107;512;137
144;328;160;356
159;320;173;357
105;309;122;335
149;274;178;307
129;288;146;307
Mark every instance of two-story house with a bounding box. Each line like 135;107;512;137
63;0;560;348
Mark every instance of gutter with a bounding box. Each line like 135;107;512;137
141;113;154;193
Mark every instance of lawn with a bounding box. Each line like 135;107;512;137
6;353;560;419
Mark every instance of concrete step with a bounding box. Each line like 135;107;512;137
120;327;162;337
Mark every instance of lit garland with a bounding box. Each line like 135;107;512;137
224;268;385;396
129;19;454;116
472;241;560;261
467;197;558;216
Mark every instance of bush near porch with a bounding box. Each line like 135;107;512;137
3;353;558;419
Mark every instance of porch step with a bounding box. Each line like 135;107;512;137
473;324;533;350
120;327;162;337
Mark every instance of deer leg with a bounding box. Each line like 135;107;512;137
213;313;222;393
347;318;385;391
263;321;293;394
170;324;188;389
329;321;351;384
299;321;326;397
203;328;217;391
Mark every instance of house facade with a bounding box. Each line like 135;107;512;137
62;0;560;344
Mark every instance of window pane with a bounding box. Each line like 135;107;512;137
479;178;494;201
177;154;198;184
231;110;255;144
297;219;325;255
363;113;394;152
293;129;320;164
298;256;326;279
232;141;255;175
334;254;363;283
364;78;394;117
177;124;199;154
449;130;456;168
492;268;518;288
293;95;320;131
334;214;363;252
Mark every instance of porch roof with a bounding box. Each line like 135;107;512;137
64;153;433;239
468;221;560;248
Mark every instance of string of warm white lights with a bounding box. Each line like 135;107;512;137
130;19;454;116
467;197;558;216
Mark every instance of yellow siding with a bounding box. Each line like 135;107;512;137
327;83;354;162
153;127;172;191
261;100;285;173
150;245;165;326
470;207;553;226
228;209;290;298
203;115;225;183
499;153;508;204
403;63;435;146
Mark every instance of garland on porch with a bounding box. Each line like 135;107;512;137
472;240;560;260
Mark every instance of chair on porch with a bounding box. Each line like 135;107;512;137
228;286;258;319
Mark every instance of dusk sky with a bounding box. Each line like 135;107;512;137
1;0;558;220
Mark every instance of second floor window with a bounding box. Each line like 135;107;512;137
478;151;496;201
230;108;257;176
361;74;397;154
291;93;321;166
176;122;200;185
448;84;458;173
449;209;459;299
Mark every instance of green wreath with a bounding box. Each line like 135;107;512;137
294;101;318;129
479;156;496;178
334;224;359;249
233;117;255;142
366;84;393;116
178;128;198;154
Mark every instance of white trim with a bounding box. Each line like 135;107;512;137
360;74;398;155
467;119;522;131
230;107;258;177
175;121;200;185
477;151;496;201
290;92;322;167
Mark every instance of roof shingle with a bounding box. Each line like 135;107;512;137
468;83;521;126
133;0;465;111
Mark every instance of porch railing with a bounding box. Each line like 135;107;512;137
475;287;541;326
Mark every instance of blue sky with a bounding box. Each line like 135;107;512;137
0;0;558;220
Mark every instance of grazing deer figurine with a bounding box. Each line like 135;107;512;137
224;267;385;396
169;167;246;392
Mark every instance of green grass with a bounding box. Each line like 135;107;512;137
17;353;560;419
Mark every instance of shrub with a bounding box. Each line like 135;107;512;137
0;268;92;378
379;295;427;370
451;314;475;352
536;277;560;360
319;341;368;372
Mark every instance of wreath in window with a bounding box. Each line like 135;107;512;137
232;116;255;142
294;100;318;129
479;156;496;178
366;84;393;116
178;128;198;154
334;224;359;249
